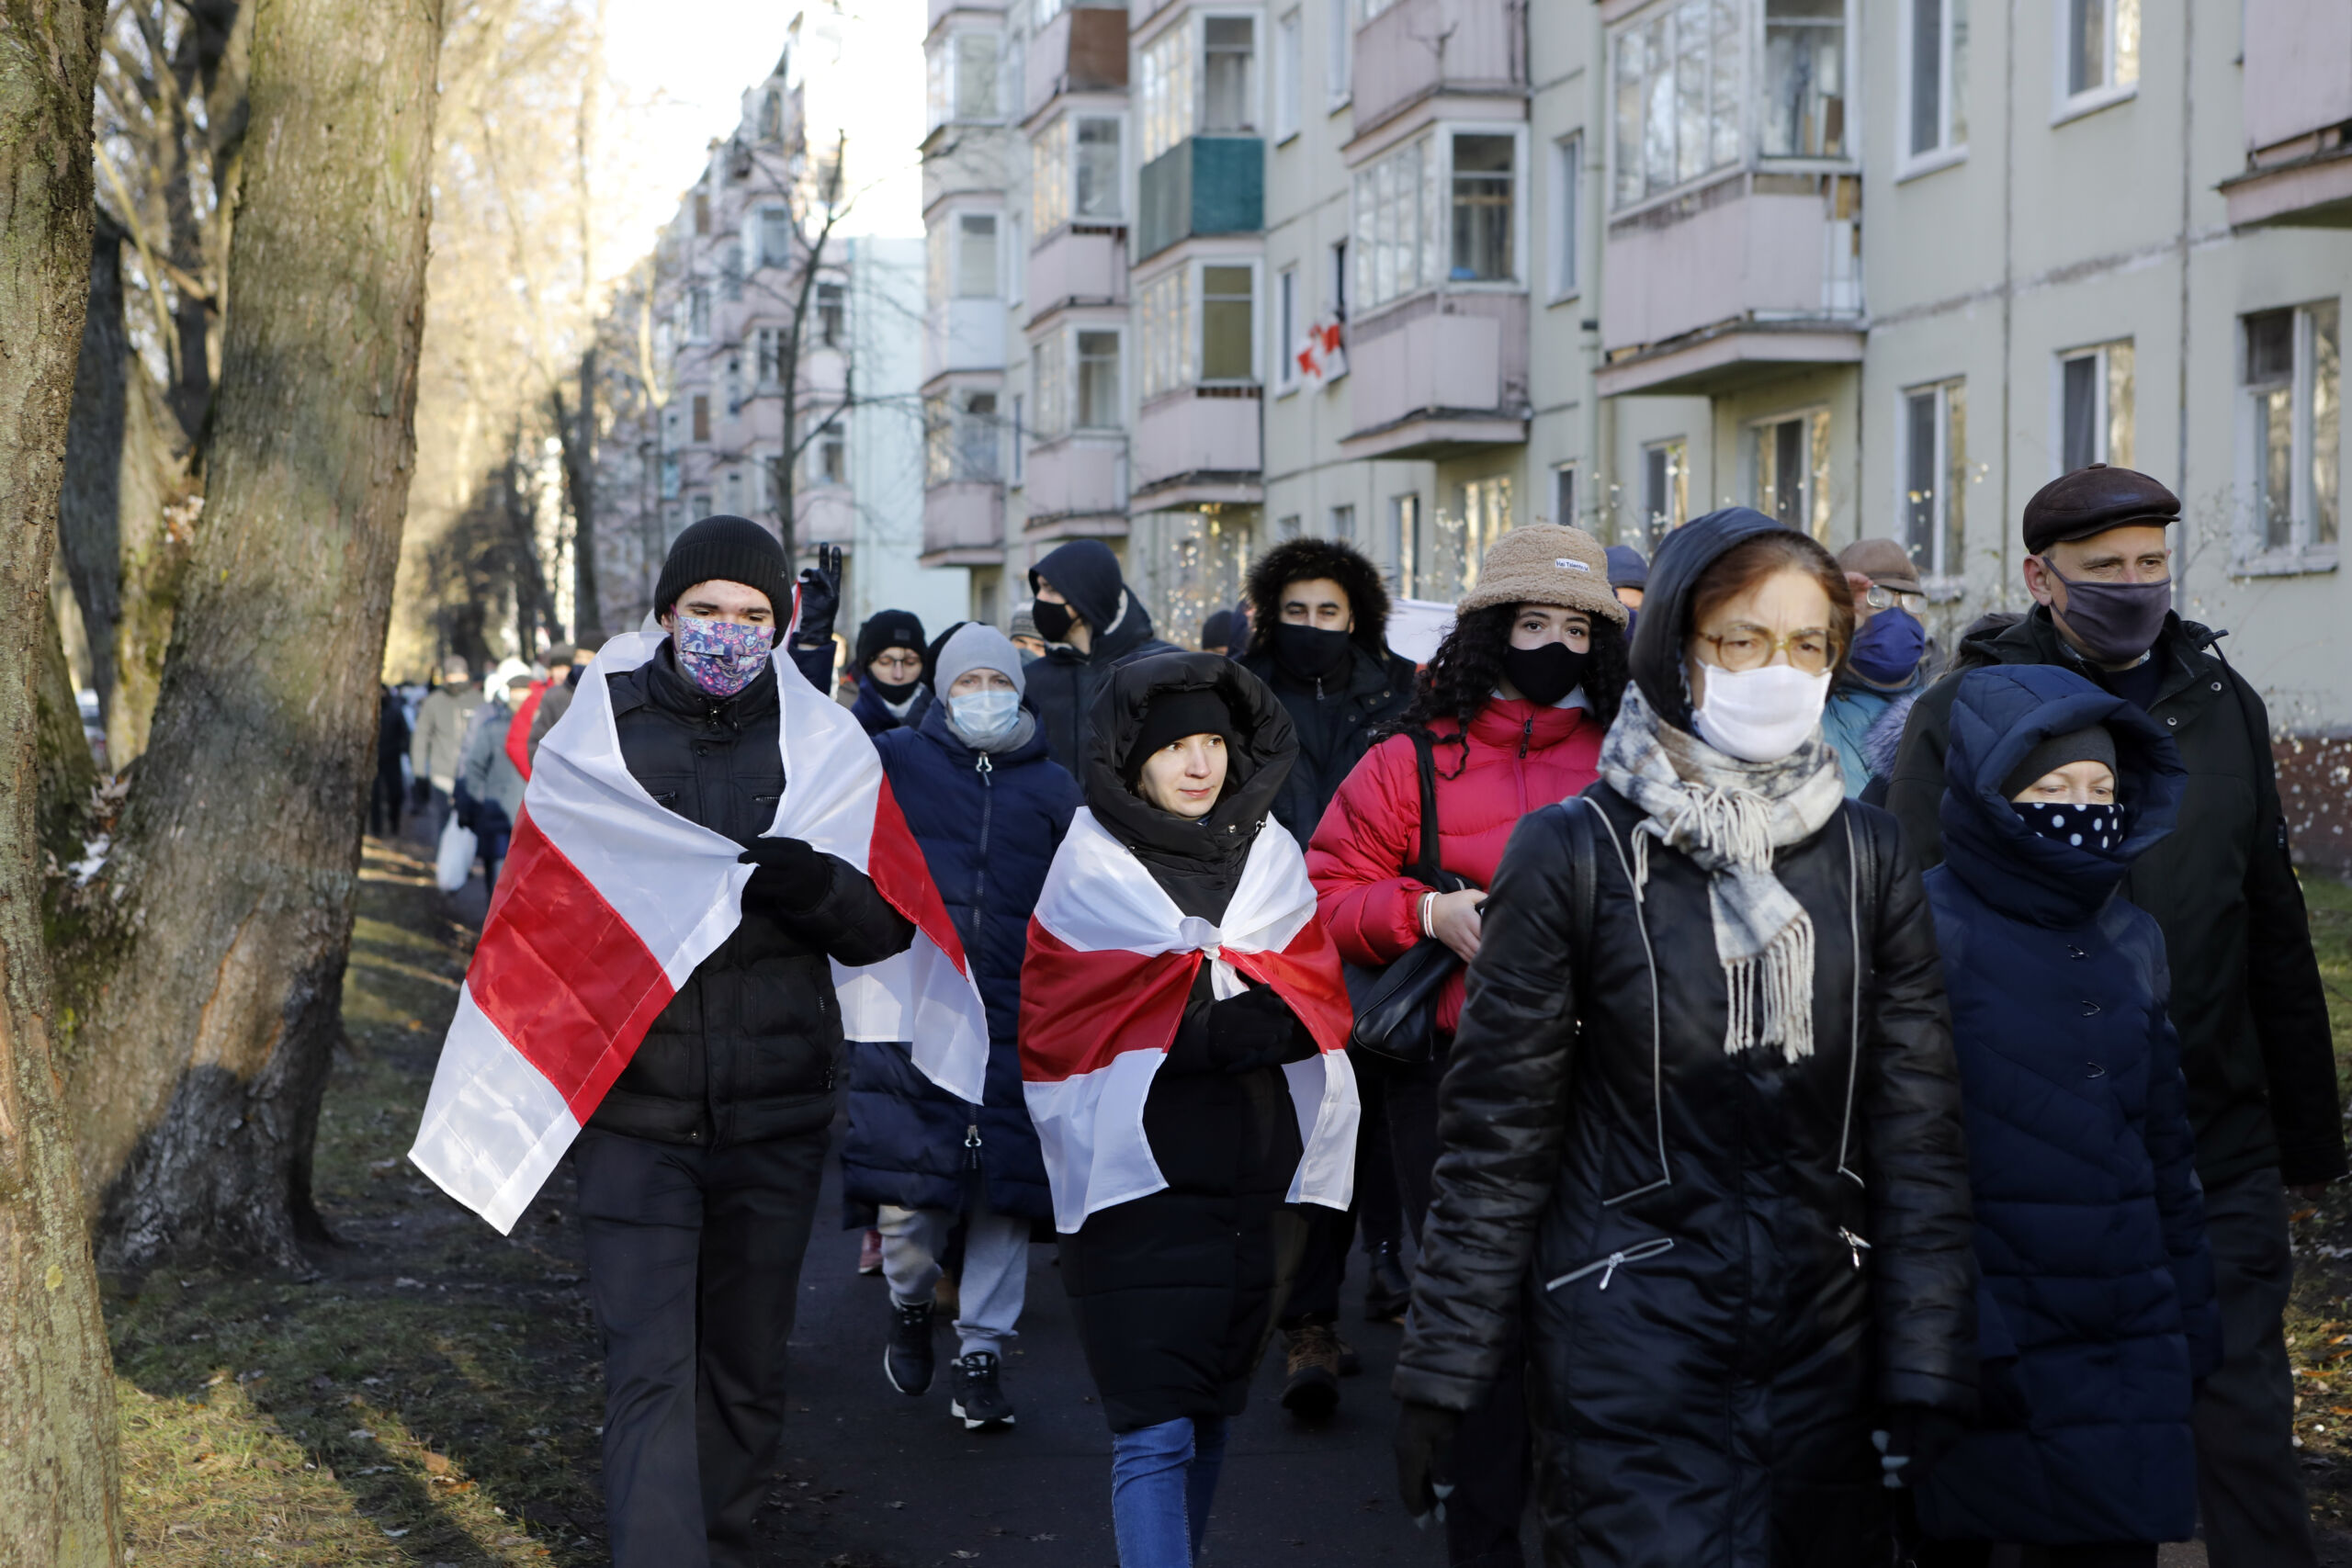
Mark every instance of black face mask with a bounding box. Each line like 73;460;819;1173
1272;622;1353;683
867;672;922;705
2016;798;2128;854
1032;596;1076;644
1502;640;1589;708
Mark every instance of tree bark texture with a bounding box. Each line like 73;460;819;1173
59;0;444;1275
0;1;126;1561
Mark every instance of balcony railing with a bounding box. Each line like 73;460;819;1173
1131;389;1261;502
924;298;1006;380
1024;434;1128;522
1136;137;1263;261
922;480;1006;564
1352;0;1525;137
2220;0;2352;227
1024;4;1128;119
1027;225;1127;320
1342;291;1528;457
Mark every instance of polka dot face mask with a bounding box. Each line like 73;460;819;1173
2015;799;2126;853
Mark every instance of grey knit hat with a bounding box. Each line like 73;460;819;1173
1457;524;1627;626
935;621;1025;699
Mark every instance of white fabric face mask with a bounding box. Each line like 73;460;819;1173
1690;661;1833;762
948;688;1022;745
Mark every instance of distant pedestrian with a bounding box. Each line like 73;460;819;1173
1824;537;1934;796
456;660;534;895
526;642;599;761
1022;652;1355;1568
846;623;1080;1430
851;608;931;737
1198;606;1242;658
1910;663;2219;1568
1889;465;2344;1568
1392;509;1974;1566
371;684;411;838
1024;539;1180;775
1603;543;1647;619
410;656;482;843
1008;604;1047;666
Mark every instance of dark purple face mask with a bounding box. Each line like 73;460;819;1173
2044;559;2172;665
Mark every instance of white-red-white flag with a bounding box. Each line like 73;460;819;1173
410;621;987;1233
1018;808;1358;1234
1295;317;1347;389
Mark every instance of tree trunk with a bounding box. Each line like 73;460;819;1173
0;0;126;1559
571;349;602;642
58;0;445;1274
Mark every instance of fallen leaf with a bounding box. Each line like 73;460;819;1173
421;1451;451;1475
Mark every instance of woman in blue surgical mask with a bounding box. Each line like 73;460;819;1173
1822;537;1936;797
839;621;1082;1433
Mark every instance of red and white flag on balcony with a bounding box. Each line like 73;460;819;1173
1295;316;1347;389
1018;808;1358;1233
409;620;986;1234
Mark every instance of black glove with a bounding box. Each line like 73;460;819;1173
453;785;478;831
793;542;842;649
1872;1404;1965;1490
1394;1400;1461;1528
739;836;832;914
1204;985;1309;1072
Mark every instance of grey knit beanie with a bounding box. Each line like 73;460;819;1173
935;622;1025;699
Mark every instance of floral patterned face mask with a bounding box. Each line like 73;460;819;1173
673;614;775;697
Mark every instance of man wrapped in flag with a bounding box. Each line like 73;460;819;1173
410;515;987;1566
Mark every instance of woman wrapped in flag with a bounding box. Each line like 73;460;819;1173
1020;651;1358;1568
409;516;989;1567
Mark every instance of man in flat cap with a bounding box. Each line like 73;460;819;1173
1889;463;2342;1568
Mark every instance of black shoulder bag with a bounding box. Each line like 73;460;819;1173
1342;729;1472;1067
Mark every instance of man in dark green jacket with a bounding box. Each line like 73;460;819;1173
1889;463;2343;1568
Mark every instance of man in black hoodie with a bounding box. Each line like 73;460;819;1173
1024;538;1180;775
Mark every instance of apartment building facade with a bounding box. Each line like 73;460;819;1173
919;0;2349;746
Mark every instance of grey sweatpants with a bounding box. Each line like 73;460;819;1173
2193;1166;2318;1567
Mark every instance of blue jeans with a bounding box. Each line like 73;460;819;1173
1110;1415;1228;1568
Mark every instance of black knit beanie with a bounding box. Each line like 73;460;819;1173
654;515;791;620
2001;724;2118;798
1123;687;1237;784
855;609;928;670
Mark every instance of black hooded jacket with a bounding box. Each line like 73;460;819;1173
586;648;915;1146
1887;606;2344;1191
1234;538;1417;847
1056;652;1319;1432
1395;510;1974;1564
1024;539;1181;777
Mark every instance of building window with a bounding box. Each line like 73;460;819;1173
1078;329;1122;428
1328;503;1354;541
1035;127;1070;234
1754;410;1832;542
2064;0;2139;100
2242;301;2342;559
692;393;711;443
1329;238;1348;320
1550;133;1581;299
1451;133;1515;281
1277;513;1303;540
1900;380;1969;580
758;206;792;268
1762;0;1848;160
957;32;1002;120
1353;136;1435;310
1326;0;1351;106
723;466;745;517
1010;393;1024;483
688;286;712;342
819;432;847;487
956;213;1000;298
1393;492;1421;597
1642;439;1688;544
960;390;1001;480
817;283;844;347
1553;462;1578;527
759;89;784;142
1139;268;1194;397
694;190;711;235
1203;17;1257;134
1449;477;1512;593
1611;0;1742;209
2058;341;2133;473
1008;214;1026;305
1076;118;1121;219
1139;24;1196;162
1202;265;1255;382
1034;339;1068;439
1275;267;1298;390
755;326;786;386
1274;9;1302;140
1905;0;1969;163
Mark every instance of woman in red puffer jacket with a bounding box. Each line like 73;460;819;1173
1306;523;1629;1568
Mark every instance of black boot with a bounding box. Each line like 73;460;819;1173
1363;1240;1411;1324
885;1297;935;1394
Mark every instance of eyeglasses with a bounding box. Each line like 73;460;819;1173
1862;584;1926;613
870;651;923;676
1694;624;1841;674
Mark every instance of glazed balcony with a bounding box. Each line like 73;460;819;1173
1351;0;1525;138
1596;172;1864;398
924;298;1006;380
1023;434;1128;525
1027;225;1127;321
1136;137;1263;262
922;480;1006;566
1024;4;1127;119
1340;291;1528;459
2220;0;2352;228
1130;389;1261;510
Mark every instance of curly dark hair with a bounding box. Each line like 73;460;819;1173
1399;604;1631;777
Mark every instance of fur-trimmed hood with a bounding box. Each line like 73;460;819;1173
1243;538;1392;661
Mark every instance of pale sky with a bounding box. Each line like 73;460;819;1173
600;0;925;272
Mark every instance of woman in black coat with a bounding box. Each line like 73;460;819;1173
1392;509;1976;1566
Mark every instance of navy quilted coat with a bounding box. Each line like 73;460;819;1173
842;701;1080;1223
1915;664;2222;1548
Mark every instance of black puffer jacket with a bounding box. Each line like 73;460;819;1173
1395;511;1974;1565
1057;652;1317;1433
1024;540;1181;776
586;649;914;1146
1888;606;2344;1190
1236;644;1414;847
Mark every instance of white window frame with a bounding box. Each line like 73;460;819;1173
1446;125;1527;286
928;28;1009;131
1758;0;1853;164
2235;299;2342;575
1747;406;1833;544
1895;378;1969;584
1640;438;1689;546
2052;0;2139;124
1033;334;1069;441
954;210;1002;299
1548;132;1582;302
1138;265;1195;399
1274;265;1300;393
1898;0;1969;178
1274;8;1303;141
756;205;793;269
1328;502;1356;543
1551;461;1579;528
1199;10;1261;137
1033;123;1071;235
1010;392;1025;486
1392;491;1421;597
1138;18;1197;163
1196;256;1262;386
1607;0;1747;214
2053;340;2134;477
1075;324;1125;431
1326;0;1351;109
1074;115;1125;221
1008;213;1026;306
1351;123;1530;313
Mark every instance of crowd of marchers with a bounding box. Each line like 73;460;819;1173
404;460;2342;1568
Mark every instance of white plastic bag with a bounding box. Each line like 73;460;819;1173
435;813;479;893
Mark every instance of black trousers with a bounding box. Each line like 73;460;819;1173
1391;1048;1530;1568
1280;1054;1405;1328
1914;1544;2156;1568
2192;1167;2319;1568
369;761;405;836
574;1126;829;1568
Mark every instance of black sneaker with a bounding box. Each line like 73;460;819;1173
885;1298;935;1395
948;1350;1015;1429
1363;1241;1411;1325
